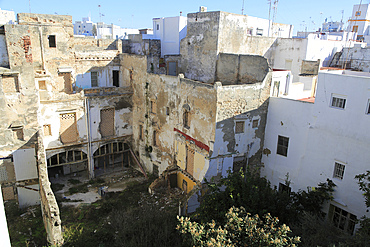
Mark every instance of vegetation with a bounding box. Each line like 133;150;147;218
193;169;335;226
178;206;300;247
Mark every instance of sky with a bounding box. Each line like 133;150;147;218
0;0;368;34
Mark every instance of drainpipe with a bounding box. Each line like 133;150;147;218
84;98;94;179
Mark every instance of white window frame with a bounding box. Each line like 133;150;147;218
277;135;289;157
331;94;346;109
333;161;345;180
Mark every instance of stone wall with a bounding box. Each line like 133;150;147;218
216;53;270;85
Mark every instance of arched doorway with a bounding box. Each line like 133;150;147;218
47;150;88;178
93;141;130;176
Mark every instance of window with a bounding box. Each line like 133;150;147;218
43;124;51;136
139;125;143;140
366;100;370;115
100;108;115;138
166;107;170;116
183;110;190;129
91;72;98;87
48;35;56;48
182;179;187;192
333;162;345;180
12;127;24;141
331;95;346;109
113;70;119;87
151;100;157;114
235;121;244;134
60;113;78;144
59;72;72;93
2;75;19;93
355;11;361;16
153;130;158;146
256;28;263;36
277;135;289;156
247;28;253;35
329;204;357;234
252;119;259;128
352;25;359;33
38;80;47;90
156;24;159;30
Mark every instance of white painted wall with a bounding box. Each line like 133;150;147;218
0;9;15;25
17;185;40;208
75;66;121;89
348;4;370;36
246;16;293;38
0;185;11;247
152;16;187;56
13;149;38;181
262;71;370;223
74;18;95;36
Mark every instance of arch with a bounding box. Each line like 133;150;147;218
93;141;130;176
47;150;88;177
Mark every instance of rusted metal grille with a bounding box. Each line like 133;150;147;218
60;113;78;144
2;186;15;200
186;147;194;176
100;108;115;138
2;76;19;93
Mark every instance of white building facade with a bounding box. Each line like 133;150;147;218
152;16;187;56
348;3;370;42
261;70;370;233
74;17;96;36
0;9;15;25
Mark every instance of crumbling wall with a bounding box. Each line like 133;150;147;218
73;37;121;51
180;11;220;83
121;53;217;177
216;53;270;85
300;59;320;75
208;63;271;179
37;131;63;246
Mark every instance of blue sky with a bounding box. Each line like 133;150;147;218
0;0;367;33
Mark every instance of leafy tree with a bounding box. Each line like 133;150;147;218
178;206;300;247
194;169;335;225
355;170;370;208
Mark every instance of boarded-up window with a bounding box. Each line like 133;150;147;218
2;186;15;200
252;119;259;128
100;108;115;138
2;76;19;93
12;127;24;141
38;80;47;90
91;72;98;87
58;72;72;93
235;121;244;134
186;146;194;176
60;113;78;144
43;124;51;136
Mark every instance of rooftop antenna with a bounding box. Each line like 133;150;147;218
271;0;279;36
29;0;31;13
341;10;344;23
98;5;101;22
241;0;245;15
268;0;272;37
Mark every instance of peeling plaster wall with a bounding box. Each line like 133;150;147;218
180;11;220;83
339;46;370;72
208;70;271;180
122;53;217;177
180;11;277;84
261;72;370;224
